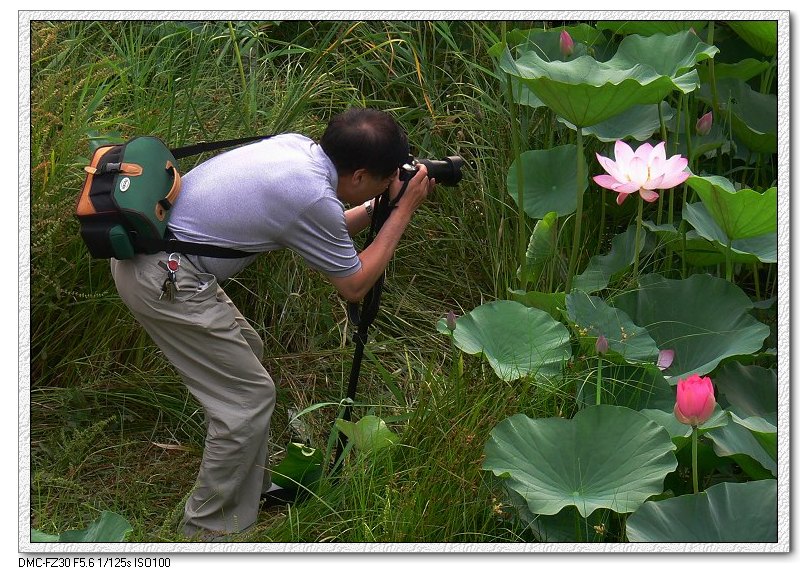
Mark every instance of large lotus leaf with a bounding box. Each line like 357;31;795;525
508;290;566;322
520;212;558;284
440;300;571;381
683;202;777;264
643;219;774;267
509;28;590;61
612;274;770;379
609;31;718;81
640;407;729;450
505;486;611;542
697;57;772;83
626;479;777;542
727;21;778;57
507;146;582;219
32;511;133;542
572;226;646;293
566;291;659;363
697;77;776;153
483;406;678;517
685;175;777;240
577;364;675;411
714;362;777;422
498;32;716;127
596;21;708;37
559;101;674;142
705;414;776;477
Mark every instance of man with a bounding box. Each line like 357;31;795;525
110;108;435;540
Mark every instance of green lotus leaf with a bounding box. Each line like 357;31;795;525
505;486;610;542
509;28;590;61
626;480;777;542
612;274;770;379
499;32;716;127
727;21;777;57
714;362;777;422
483;406;678;517
577;364;675;411
698;77;776;153
335;415;399;453
683;202;777;263
643;220;774;267
441;300;571;382
566;291;659;363
33;511;133;543
559;101;674;142
520;212;558;284
640;407;729;450
685;175;777;240
698;57;772;83
596;21;708;37
507;145;582;219
508;290;566;321
705;414;776;477
572;226;645;293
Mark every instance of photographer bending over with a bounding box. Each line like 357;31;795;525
111;108;435;540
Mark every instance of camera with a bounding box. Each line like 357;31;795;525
399;155;464;187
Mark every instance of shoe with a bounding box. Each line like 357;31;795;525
260;484;304;508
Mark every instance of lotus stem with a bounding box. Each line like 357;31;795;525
565;126;586;294
596;355;602;406
725;239;734;283
691;427;699;494
633;198;644;280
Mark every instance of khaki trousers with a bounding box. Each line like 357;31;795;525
111;252;276;538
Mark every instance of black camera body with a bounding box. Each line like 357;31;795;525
399;155;464;187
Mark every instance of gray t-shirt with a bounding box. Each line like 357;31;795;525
167;133;361;281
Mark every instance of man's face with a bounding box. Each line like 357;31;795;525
339;168;399;205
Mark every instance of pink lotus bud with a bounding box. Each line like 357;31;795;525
657;349;675;370
446;310;457;332
595;334;608;355
559;30;574;58
695;111;713;136
674;374;716;427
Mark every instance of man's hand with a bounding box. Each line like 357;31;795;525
390;164;435;215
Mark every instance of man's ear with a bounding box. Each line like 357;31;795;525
351;168;370;186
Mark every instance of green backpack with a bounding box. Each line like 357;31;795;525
76;135;267;260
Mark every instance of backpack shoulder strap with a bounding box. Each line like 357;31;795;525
169;135;272;159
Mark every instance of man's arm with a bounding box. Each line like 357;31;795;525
328;166;433;303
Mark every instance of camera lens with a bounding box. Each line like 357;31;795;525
416;156;464;186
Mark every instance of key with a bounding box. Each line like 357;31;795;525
160;278;176;302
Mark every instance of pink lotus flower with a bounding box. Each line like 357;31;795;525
695;111;713;136
559;30;574;58
674;374;716;427
593;140;690;205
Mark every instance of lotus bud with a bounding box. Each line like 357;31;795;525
446;310;457;332
559;30;574;58
595;334;608;355
695;111;713;136
674;374;716;427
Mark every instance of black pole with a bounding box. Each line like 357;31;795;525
331;185;400;471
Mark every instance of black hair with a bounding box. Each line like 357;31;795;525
320;108;410;178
